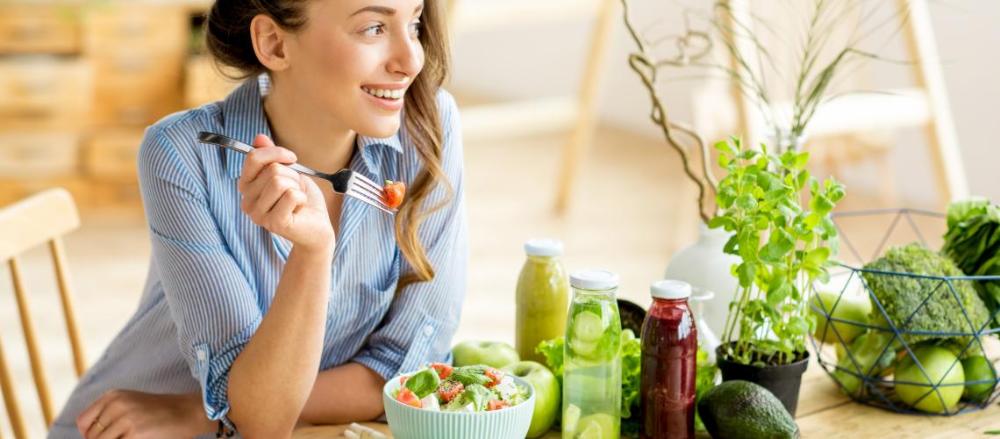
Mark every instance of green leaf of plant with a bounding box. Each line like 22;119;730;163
736;262;757;288
715;139;737;156
735;194;758;210
805;247;831;269
767;282;792;307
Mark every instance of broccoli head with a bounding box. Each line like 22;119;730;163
861;243;989;346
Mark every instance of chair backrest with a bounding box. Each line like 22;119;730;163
0;188;86;438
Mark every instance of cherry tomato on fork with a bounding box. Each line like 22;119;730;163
383;180;406;209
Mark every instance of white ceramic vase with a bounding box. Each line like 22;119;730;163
664;224;740;343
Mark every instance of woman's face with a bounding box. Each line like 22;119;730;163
281;0;426;138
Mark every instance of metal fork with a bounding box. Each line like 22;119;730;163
197;132;395;214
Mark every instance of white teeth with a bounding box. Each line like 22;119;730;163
363;87;404;100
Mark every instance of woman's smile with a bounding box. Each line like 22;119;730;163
361;82;409;112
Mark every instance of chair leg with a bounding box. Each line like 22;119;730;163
554;0;617;214
0;335;27;439
49;240;87;378
8;258;55;426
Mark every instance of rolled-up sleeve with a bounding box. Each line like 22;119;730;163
138;125;261;429
352;91;468;380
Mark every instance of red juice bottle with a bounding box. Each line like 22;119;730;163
641;280;697;439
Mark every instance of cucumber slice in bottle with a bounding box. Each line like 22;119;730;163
572;311;605;342
568;337;598;357
575;413;617;439
562;404;582;436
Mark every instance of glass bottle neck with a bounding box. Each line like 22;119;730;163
525;254;560;263
651;297;690;307
572;288;617;298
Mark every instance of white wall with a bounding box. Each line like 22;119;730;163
449;0;1000;205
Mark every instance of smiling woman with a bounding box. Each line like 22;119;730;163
47;0;467;438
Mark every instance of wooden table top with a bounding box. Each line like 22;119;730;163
293;346;1000;439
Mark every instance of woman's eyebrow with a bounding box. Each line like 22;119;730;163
351;3;424;17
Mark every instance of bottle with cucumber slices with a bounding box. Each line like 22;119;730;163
562;270;622;439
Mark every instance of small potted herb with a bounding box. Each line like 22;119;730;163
708;137;845;415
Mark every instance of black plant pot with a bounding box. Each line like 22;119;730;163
715;344;810;416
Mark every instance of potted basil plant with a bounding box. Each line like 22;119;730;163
709;137;845;416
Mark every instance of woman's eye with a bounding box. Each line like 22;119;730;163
362;24;385;37
409;20;422;38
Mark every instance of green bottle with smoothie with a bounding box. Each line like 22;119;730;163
562;269;622;439
515;238;570;363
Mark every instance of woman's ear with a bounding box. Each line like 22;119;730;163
250;14;291;71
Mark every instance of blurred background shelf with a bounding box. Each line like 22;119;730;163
0;0;235;213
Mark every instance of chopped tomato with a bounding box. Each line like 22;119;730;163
487;400;509;411
383;180;406;209
484;368;504;389
430;363;453;380
437;380;464;403
395;388;422;408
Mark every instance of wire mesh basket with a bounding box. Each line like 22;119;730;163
809;208;1000;415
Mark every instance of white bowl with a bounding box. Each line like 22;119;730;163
382;372;536;439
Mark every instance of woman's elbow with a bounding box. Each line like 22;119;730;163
230;415;297;439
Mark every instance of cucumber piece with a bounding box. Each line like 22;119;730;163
563;404;582;436
572;311;605;342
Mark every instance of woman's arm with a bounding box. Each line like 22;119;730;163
225;134;335;438
299;363;386;424
227;242;333;436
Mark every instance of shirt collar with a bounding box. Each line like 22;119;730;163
218;74;403;179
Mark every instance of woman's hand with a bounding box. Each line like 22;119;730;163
76;390;214;439
238;134;334;253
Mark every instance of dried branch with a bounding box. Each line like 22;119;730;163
621;0;718;224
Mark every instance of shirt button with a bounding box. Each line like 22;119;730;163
197;350;207;361
422;325;434;337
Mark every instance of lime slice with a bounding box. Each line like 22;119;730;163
572;311;605;342
562;404;582;436
575;413;617;439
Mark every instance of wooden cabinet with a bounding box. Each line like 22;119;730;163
0;1;223;211
0;58;92;130
84;130;143;181
0;133;79;178
0;4;82;54
84;5;188;127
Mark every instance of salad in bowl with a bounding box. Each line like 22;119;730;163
383;363;535;439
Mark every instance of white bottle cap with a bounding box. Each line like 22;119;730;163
524;238;564;257
570;270;619;291
651;280;692;300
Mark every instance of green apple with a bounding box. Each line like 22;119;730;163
502;361;559;438
895;345;964;413
452;340;520;368
810;290;871;345
961;355;996;403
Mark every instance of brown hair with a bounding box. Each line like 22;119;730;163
205;0;454;291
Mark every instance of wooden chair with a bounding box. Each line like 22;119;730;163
0;188;87;438
445;0;619;214
704;0;967;208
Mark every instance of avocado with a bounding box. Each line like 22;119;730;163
697;380;799;439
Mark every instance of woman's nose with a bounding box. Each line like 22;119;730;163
387;32;423;79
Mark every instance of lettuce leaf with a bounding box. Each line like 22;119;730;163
942;198;1000;327
694;347;718;432
620;329;641;419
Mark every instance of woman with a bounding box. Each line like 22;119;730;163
50;0;466;437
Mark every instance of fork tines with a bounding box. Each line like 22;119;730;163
347;172;395;214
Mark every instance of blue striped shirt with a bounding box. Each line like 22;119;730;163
50;75;468;438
